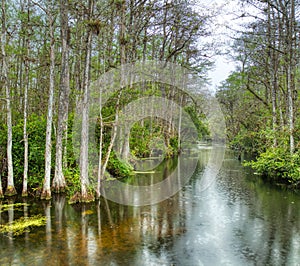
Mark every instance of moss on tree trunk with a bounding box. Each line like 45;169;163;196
5;186;17;196
52;183;66;194
69;191;94;204
40;189;51;200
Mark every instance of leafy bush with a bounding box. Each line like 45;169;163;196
128;119;180;159
0;114;50;190
244;147;300;184
64;168;81;196
129;121;151;158
107;152;134;178
184;106;210;140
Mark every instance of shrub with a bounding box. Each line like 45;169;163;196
244;147;300;184
107;152;134;178
0;115;49;190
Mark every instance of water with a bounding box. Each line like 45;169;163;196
0;149;300;266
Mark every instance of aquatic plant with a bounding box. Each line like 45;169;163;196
0;215;46;236
0;203;30;213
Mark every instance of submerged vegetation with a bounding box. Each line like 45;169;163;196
0;215;46;236
0;203;30;213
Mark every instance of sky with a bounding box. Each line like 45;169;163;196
200;0;259;90
197;0;240;90
208;54;235;90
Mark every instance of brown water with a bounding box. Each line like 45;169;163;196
0;149;300;265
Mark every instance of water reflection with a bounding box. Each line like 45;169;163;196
101;145;224;206
0;149;299;265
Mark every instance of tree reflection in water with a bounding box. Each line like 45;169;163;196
0;150;299;265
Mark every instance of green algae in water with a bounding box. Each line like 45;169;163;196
0;215;47;236
0;203;30;213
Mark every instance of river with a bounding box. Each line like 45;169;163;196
0;148;300;265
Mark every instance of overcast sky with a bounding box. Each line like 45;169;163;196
202;0;258;90
198;0;241;90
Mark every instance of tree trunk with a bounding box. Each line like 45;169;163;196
0;170;3;198
287;66;294;154
41;9;55;200
178;95;183;153
286;0;295;154
119;0;131;160
1;0;16;196
96;98;104;199
100;83;122;183
101;103;120;182
22;0;30;197
79;0;94;202
52;0;70;193
267;2;277;147
119;0;126;65
160;0;169;60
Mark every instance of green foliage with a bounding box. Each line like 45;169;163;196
230;129;268;155
0;203;30;213
0;114;49;190
168;136;179;156
64;168;81;196
0;0;216;200
129;119;161;158
217;70;269;151
129;119;180;159
245;147;300;184
184;106;210;140
107;152;134;178
217;69;300;187
0;214;46;236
